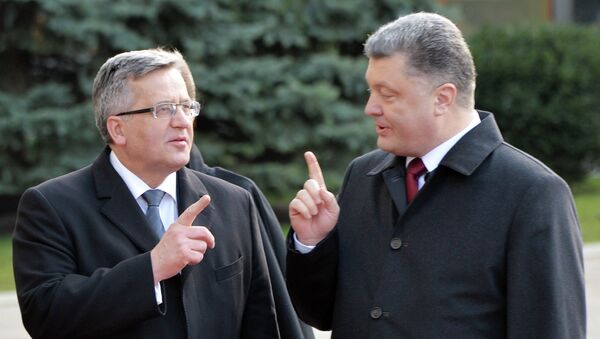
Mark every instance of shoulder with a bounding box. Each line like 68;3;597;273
17;165;95;222
347;149;391;173
496;142;566;184
184;168;252;202
484;143;572;201
25;165;93;199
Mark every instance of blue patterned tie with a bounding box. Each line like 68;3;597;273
142;189;166;238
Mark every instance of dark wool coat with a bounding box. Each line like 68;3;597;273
287;111;585;339
13;148;279;338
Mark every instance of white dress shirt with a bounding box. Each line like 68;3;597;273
109;151;178;304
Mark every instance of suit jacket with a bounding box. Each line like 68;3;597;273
187;145;314;339
13;148;280;339
287;111;586;338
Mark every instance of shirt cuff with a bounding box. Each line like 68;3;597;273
154;282;163;305
293;233;316;254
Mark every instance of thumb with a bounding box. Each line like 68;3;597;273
177;195;211;226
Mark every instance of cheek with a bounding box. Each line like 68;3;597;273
387;105;429;137
384;104;410;132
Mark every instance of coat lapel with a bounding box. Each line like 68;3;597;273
368;153;408;218
93;148;158;253
175;167;216;335
176;167;214;226
176;167;214;283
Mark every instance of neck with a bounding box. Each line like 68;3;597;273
110;147;174;188
439;108;476;142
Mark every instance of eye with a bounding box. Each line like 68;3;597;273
379;90;395;99
155;103;175;118
180;102;192;112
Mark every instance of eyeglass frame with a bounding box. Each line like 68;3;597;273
115;101;201;119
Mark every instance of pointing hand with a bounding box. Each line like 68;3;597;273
151;195;215;283
289;152;340;246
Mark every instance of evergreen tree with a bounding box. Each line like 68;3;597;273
0;0;436;202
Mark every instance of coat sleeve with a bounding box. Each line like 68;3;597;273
286;229;339;330
505;174;586;338
285;157;361;331
13;187;161;339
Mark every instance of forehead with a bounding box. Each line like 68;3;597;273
365;54;410;84
128;67;188;101
365;54;434;93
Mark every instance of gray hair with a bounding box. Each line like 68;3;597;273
364;12;476;109
92;48;196;143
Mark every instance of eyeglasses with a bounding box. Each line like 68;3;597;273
115;101;201;119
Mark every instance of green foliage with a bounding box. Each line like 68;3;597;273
572;176;600;243
469;24;600;184
0;235;14;290
0;85;101;194
0;0;436;201
1;1;598;201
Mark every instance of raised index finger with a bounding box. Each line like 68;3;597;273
304;151;327;190
177;195;211;226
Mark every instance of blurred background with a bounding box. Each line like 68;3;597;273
0;0;599;291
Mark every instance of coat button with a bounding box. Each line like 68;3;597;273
370;307;383;319
390;238;403;250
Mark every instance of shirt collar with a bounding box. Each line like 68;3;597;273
109;151;178;202
406;110;481;172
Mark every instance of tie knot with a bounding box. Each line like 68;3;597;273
407;158;427;177
142;189;165;207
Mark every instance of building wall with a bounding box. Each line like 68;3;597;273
438;0;553;33
438;0;599;31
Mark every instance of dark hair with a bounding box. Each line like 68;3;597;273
364;12;476;108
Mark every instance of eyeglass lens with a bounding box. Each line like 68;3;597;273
154;102;200;119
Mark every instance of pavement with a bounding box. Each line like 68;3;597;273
2;244;599;339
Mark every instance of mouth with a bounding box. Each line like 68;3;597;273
169;136;189;147
375;123;391;135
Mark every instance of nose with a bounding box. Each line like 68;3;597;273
170;107;193;128
364;94;383;117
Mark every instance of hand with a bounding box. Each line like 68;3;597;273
150;195;215;283
289;151;340;246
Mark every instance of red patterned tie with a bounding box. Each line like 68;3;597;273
406;158;427;204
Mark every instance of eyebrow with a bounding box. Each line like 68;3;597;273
370;82;398;94
154;98;192;104
365;76;396;89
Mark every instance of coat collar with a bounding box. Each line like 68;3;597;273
92;147;212;252
367;111;504;177
439;111;503;175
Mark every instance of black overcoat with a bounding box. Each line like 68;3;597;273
287;111;586;338
13;148;280;338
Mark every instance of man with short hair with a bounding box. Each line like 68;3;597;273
13;48;279;338
287;12;585;338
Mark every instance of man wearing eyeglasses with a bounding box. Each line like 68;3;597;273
12;48;280;338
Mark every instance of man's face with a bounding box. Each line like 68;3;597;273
364;53;439;157
118;67;194;179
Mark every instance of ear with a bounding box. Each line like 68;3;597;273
106;116;127;145
433;83;457;116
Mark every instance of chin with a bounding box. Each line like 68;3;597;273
169;154;190;169
377;139;406;156
377;139;394;153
